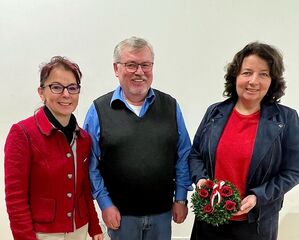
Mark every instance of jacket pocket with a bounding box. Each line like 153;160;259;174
31;197;56;223
77;195;88;218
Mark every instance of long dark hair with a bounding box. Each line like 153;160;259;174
224;42;286;103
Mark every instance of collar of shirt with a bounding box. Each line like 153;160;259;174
110;86;155;117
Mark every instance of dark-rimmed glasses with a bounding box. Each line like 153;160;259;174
43;83;81;94
117;62;154;73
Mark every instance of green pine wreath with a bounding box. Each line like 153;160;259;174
191;179;241;226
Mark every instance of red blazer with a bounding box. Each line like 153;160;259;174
4;108;102;240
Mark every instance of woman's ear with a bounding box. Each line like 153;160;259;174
38;87;45;102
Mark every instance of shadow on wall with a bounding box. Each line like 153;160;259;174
278;213;299;240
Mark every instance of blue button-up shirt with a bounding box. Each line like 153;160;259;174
83;86;192;210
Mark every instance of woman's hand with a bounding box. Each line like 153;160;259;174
93;233;103;240
234;194;257;216
196;179;207;189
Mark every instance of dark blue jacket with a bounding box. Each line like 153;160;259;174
189;98;299;239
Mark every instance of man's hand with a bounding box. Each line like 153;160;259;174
102;205;121;230
172;202;188;224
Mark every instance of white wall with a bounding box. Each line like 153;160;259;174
1;0;299;239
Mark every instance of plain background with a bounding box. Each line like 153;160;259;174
1;1;299;239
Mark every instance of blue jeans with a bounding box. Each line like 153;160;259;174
108;211;172;240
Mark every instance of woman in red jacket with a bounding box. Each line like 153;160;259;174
4;56;103;240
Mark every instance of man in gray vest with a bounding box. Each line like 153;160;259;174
84;36;191;240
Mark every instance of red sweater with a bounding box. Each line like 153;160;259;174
215;108;260;220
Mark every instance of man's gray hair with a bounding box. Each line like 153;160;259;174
113;36;154;63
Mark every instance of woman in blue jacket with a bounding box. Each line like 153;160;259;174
189;42;299;240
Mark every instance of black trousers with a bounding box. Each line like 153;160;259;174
190;220;264;240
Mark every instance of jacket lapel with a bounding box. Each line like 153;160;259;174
247;104;284;185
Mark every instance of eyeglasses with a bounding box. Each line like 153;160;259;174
43;83;81;94
117;62;154;73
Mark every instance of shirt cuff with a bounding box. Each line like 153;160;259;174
97;195;113;210
175;186;188;201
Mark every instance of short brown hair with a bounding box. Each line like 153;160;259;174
39;56;82;87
